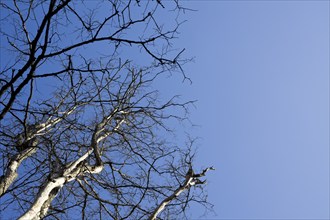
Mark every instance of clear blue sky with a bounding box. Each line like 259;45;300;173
0;1;328;219
169;1;329;219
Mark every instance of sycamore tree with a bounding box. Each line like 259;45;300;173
0;1;214;219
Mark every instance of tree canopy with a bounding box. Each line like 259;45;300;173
0;1;213;219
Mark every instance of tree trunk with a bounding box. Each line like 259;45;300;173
18;149;103;220
0;147;37;197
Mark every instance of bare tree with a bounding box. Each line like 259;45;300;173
0;1;214;219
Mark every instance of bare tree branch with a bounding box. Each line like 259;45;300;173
0;1;214;219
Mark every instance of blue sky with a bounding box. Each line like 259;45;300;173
169;1;329;219
0;1;328;219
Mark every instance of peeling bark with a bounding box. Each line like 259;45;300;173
39;187;61;219
18;176;66;220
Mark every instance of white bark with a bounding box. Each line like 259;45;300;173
18;118;109;219
39;186;61;219
18;149;104;220
19;177;66;220
148;166;215;220
0;108;77;197
0;147;37;196
148;177;194;220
